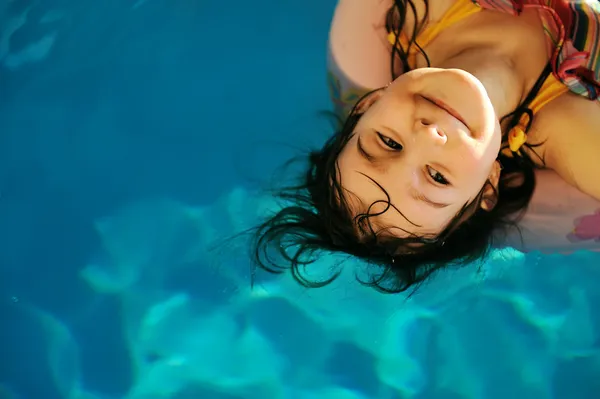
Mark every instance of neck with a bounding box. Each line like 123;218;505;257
435;47;526;119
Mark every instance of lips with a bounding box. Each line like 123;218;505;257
423;95;470;131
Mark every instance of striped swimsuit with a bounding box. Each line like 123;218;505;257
475;0;600;101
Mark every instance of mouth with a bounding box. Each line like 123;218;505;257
423;96;471;132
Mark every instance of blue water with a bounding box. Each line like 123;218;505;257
1;1;599;398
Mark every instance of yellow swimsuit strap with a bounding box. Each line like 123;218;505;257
504;74;569;156
387;0;481;67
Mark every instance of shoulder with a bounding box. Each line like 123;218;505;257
532;92;600;152
531;93;600;199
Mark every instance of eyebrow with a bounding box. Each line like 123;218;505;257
356;136;374;162
411;188;450;209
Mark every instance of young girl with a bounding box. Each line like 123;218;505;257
252;0;600;293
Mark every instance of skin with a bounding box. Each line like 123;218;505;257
338;67;502;236
336;6;552;237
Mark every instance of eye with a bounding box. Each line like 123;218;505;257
377;132;403;150
427;166;450;185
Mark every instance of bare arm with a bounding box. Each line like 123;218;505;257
542;93;600;201
328;0;392;101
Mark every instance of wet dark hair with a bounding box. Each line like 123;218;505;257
251;0;550;293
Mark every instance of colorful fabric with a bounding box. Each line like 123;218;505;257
474;0;600;101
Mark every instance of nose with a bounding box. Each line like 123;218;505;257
416;119;447;145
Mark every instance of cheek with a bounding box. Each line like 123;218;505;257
454;144;488;168
452;143;496;185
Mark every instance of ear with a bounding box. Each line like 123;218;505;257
480;161;501;211
354;88;385;114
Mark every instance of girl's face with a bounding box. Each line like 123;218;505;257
337;68;503;237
